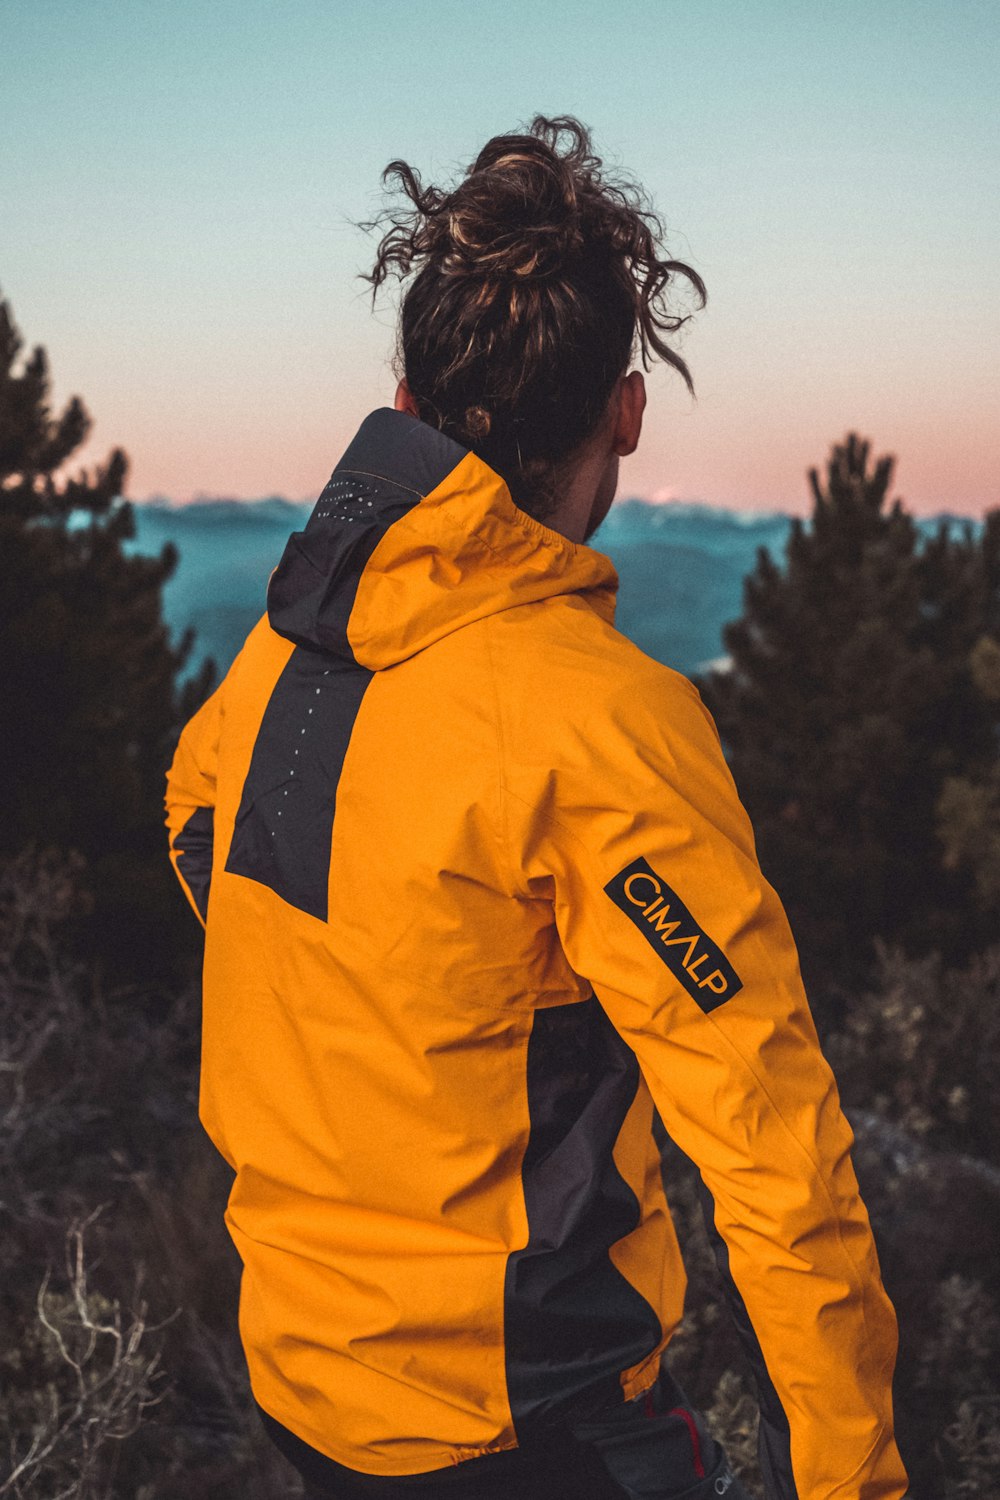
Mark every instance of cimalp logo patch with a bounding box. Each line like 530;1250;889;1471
604;855;743;1014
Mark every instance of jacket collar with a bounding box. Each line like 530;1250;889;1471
267;407;619;670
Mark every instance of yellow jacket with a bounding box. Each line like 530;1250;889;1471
165;408;908;1497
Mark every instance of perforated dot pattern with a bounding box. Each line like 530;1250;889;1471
314;476;376;524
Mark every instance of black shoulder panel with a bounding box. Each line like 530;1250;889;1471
266;409;469;660
266;470;416;657
224;646;372;921
335;407;468;497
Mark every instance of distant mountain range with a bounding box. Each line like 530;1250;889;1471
124;496;982;688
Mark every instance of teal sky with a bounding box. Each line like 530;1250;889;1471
2;0;997;515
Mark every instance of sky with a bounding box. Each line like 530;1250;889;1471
2;0;997;517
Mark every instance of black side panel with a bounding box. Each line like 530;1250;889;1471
692;1172;798;1498
224;647;373;921
504;996;662;1436
175;805;214;922
651;1109;798;1499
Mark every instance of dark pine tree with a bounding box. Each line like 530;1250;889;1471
0;289;216;993
695;433;1000;1016
936;631;1000;916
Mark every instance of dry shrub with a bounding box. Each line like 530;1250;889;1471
0;847;303;1497
705;1368;762;1492
0;1206;174;1500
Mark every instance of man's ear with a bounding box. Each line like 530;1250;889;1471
612;371;646;458
394;378;419;417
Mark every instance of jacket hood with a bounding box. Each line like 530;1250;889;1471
266;408;619;671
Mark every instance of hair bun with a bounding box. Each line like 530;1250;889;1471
441;140;585;283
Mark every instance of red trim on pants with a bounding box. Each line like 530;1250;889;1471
666;1407;706;1478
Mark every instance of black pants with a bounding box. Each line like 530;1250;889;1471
263;1363;752;1500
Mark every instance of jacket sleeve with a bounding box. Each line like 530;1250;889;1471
164;680;226;930
506;664;908;1500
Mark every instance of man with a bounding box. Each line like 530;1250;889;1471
166;380;907;1500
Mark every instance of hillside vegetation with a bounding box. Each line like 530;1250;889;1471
2;289;998;1498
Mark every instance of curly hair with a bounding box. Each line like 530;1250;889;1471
358;115;706;523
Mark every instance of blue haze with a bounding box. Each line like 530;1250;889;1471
125;499;980;689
